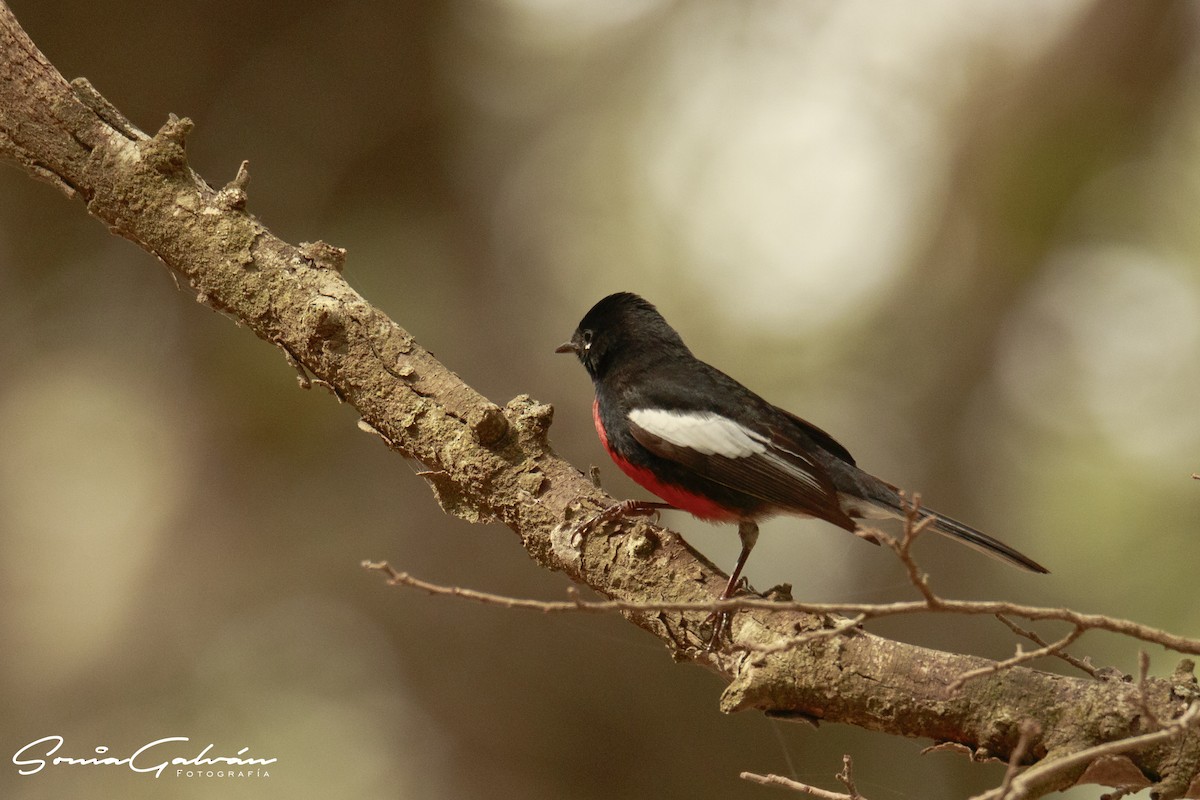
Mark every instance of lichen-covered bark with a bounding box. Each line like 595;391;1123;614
1;4;1197;796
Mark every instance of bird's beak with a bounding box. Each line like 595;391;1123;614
555;340;579;355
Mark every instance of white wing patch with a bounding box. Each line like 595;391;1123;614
628;408;825;493
628;409;766;458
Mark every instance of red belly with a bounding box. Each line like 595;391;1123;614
593;398;741;522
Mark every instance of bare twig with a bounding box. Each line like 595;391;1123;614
741;769;862;799
1136;651;1162;730
949;627;1084;693
996;614;1100;679
835;755;862;798
879;493;941;606
362;562;1200;656
982;718;1040;800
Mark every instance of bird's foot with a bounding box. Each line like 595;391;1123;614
702;611;732;649
578;499;673;533
700;577;755;650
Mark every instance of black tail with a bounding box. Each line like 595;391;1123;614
918;508;1049;574
828;461;1049;574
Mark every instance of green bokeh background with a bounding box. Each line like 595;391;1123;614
2;2;1199;798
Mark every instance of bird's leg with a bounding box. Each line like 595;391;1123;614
722;520;760;600
707;519;759;646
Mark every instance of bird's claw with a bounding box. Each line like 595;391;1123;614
576;499;672;535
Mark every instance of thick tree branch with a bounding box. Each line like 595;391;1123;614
2;4;1198;797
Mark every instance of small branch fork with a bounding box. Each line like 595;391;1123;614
996;614;1101;679
947;625;1085;693
887;492;940;606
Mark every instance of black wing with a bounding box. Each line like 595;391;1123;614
627;408;857;531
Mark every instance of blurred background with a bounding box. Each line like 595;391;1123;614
2;1;1199;798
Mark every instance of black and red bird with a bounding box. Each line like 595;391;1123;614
556;292;1047;603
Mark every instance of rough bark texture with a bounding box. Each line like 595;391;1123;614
2;4;1197;797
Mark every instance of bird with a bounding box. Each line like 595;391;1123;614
555;292;1047;612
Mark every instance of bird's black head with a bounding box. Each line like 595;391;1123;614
555;292;689;380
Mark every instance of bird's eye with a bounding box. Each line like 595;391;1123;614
580;330;594;351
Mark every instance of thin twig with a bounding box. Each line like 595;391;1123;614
835;754;862;798
881;492;941;606
948;627;1084;693
362;561;1200;656
1135;651;1162;730
996;614;1100;679
737;756;865;799
989;719;1040;800
741;770;861;799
